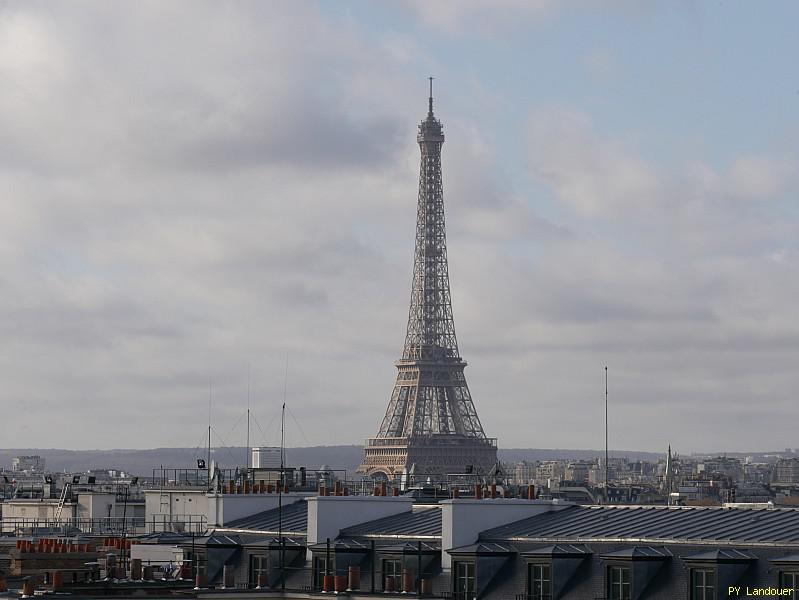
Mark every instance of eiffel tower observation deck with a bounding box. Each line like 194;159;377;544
358;81;498;481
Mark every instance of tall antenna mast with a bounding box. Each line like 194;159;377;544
281;356;288;472
605;366;609;505
246;364;251;469
208;378;212;488
278;355;288;590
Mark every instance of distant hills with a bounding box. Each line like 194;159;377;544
2;445;669;477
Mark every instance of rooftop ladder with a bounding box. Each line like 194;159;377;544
54;483;71;521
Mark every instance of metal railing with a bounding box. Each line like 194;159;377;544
0;515;207;536
150;468;211;488
1;516;146;535
147;514;207;534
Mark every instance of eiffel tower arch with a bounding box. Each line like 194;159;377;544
358;82;498;481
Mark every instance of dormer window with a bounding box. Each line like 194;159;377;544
600;546;671;600
527;562;551;600
682;548;755;600
608;565;631;600
453;561;475;600
778;572;798;599
522;544;591;600
690;568;715;600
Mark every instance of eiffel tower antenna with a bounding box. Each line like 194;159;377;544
358;81;497;481
428;76;434;115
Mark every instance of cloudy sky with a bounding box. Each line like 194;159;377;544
1;1;798;454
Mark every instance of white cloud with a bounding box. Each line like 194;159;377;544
727;156;793;200
526;107;662;216
1;3;798;455
0;1;426;448
402;0;556;34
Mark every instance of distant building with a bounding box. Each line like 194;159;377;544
251;447;281;469
566;461;593;484
11;455;44;473
697;456;743;480
535;461;565;483
744;461;773;484
775;458;799;485
512;461;537;484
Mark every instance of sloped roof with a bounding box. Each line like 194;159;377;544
682;548;756;562
245;537;305;549
340;506;441;539
521;544;591;558
448;542;515;556
601;546;673;560
308;539;371;552
378;541;441;554
131;531;193;544
203;534;244;546
216;499;308;535
771;554;799;563
480;505;799;547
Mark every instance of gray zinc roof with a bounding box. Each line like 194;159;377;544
340;506;442;540
216;499;308;535
771;554;799;564
480;505;799;547
600;546;673;560
378;541;441;554
448;542;515;556
520;544;591;558
308;539;371;552
683;548;756;562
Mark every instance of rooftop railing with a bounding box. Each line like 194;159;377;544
366;436;498;447
0;515;207;536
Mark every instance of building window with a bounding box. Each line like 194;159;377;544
453;561;475;600
608;565;631;600
313;556;333;590
527;563;551;600
383;559;402;591
691;568;715;600
248;554;268;588
780;572;799;600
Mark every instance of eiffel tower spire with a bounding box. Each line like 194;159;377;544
358;82;497;480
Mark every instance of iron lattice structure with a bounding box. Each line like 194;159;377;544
358;86;498;480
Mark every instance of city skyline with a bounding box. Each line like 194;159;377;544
1;2;798;452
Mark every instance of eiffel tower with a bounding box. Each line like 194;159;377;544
358;80;498;481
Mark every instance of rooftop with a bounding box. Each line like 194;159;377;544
340;506;441;540
480;504;799;547
214;499;308;536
